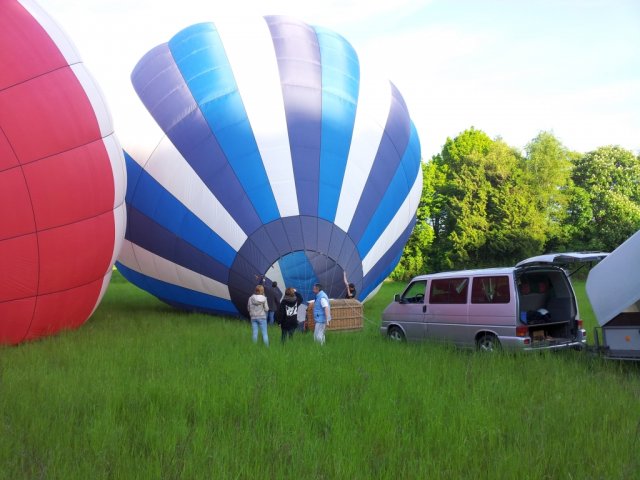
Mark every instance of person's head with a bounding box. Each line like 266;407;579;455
255;285;265;295
313;283;323;294
272;281;277;288
348;283;356;292
285;287;295;297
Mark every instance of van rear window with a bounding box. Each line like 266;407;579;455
429;278;468;304
471;276;510;304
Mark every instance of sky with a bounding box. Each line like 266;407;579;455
37;0;640;160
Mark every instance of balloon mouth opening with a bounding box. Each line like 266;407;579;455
264;250;347;302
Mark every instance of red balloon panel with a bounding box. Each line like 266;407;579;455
38;211;116;295
0;234;38;302
25;279;105;341
0;67;101;165
0;2;67;90
0;129;19;171
0;298;35;344
23;140;115;231
0;168;36;240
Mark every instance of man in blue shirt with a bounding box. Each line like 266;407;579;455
312;283;331;345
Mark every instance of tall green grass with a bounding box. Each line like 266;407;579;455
0;273;638;479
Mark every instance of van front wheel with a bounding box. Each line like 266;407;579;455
477;334;500;352
388;326;405;342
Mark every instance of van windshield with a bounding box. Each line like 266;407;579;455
401;281;427;303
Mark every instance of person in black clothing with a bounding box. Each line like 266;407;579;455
276;287;302;343
258;277;282;325
343;271;357;299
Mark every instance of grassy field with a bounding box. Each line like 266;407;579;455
0;272;639;479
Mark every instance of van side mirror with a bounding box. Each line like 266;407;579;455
394;293;400;302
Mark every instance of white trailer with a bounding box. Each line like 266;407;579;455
586;230;640;360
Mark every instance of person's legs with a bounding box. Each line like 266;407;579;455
251;320;259;343
258;319;269;346
313;322;326;345
282;328;294;343
267;311;275;325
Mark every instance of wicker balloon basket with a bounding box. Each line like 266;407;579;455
305;298;363;331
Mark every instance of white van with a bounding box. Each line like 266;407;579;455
381;253;607;351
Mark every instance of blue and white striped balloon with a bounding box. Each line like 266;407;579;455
116;16;422;317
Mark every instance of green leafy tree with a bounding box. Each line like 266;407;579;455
428;128;492;270
569;146;640;250
427;128;546;271
479;140;546;265
523;131;572;249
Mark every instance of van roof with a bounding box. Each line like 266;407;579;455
409;263;571;282
411;267;515;281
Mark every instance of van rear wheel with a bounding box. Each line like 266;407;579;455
388;326;405;342
477;334;500;352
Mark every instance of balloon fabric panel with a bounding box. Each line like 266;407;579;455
132;43;263;235
266;16;323;218
169;23;280;225
124;155;235;273
0;2;68;90
357;122;422;258
347;83;412;249
0;234;38;302
0;167;36;240
314;26;360;223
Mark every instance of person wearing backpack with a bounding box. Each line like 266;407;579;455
275;287;301;343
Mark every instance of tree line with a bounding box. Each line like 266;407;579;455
392;128;640;280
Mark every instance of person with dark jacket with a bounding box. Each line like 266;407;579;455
275;287;302;343
265;281;283;325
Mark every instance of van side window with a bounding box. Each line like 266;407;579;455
471;276;510;304
429;278;468;304
401;280;427;304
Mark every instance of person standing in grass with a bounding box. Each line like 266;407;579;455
275;287;301;343
294;288;307;333
312;283;331;345
247;285;269;346
265;281;282;326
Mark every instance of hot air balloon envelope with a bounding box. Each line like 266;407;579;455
0;0;126;344
117;16;421;317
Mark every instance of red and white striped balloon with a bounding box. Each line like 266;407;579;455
0;0;126;344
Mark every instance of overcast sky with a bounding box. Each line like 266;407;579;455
38;0;640;160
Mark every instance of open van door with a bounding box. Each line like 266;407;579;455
516;252;608;276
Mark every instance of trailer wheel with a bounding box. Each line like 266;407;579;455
388;326;405;342
476;334;500;352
